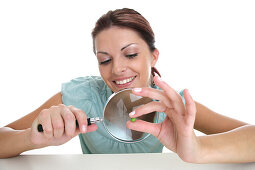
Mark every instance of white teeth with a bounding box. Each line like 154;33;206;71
115;77;135;85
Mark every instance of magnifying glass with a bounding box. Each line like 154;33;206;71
103;88;157;143
38;88;157;143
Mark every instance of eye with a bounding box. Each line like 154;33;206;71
126;53;138;59
100;59;111;65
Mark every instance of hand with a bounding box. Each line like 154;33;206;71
126;76;200;162
29;104;97;148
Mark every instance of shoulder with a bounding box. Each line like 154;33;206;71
62;76;105;90
61;76;111;106
62;76;106;95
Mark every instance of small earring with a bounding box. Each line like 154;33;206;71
151;67;161;86
151;67;161;77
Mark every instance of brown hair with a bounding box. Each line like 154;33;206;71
91;8;156;54
92;8;161;80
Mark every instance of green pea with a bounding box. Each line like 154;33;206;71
130;118;136;122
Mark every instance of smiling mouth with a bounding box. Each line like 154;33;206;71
114;76;136;85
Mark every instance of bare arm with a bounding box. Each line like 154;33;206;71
198;124;255;163
194;102;247;135
0;92;63;158
6;92;63;130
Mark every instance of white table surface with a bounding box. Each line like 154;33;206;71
1;153;255;170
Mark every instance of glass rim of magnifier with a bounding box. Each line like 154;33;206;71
106;127;151;143
102;88;156;143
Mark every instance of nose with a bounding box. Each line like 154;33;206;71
112;58;127;75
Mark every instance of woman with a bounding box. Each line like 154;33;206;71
0;8;253;163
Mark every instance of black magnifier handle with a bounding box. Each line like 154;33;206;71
37;117;103;132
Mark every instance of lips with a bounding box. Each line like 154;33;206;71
115;76;135;85
113;76;136;88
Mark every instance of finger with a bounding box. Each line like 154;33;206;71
38;109;53;139
68;105;87;133
31;118;38;132
50;106;64;138
153;76;184;113
72;123;98;137
129;101;167;118
85;124;98;133
132;87;172;108
126;119;161;137
59;105;76;137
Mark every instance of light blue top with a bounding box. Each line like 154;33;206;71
61;76;184;154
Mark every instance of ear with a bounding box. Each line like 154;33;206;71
151;48;159;67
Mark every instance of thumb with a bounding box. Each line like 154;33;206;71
183;89;196;123
126;120;161;137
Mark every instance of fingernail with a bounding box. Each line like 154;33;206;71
129;111;135;117
186;89;192;98
82;125;86;133
133;88;142;93
186;89;190;94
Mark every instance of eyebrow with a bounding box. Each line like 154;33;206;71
96;43;137;55
121;43;137;51
96;51;109;55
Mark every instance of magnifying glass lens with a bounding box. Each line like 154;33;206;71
103;89;157;143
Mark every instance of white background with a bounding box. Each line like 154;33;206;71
0;0;255;154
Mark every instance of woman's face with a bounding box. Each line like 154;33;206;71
94;26;158;93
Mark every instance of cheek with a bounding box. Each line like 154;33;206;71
99;66;110;80
132;59;151;80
